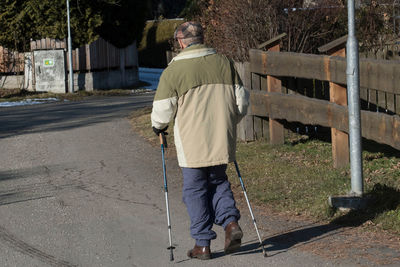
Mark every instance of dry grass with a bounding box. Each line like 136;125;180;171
129;107;400;235
0;88;151;103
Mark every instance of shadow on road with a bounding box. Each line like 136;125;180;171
224;184;400;259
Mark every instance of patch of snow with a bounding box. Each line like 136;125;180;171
138;67;164;90
0;98;60;107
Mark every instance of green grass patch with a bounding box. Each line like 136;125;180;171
130;107;400;235
226;139;349;219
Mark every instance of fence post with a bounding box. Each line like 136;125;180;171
318;35;349;168
258;34;286;145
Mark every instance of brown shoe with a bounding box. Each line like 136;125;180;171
224;221;243;254
187;244;211;260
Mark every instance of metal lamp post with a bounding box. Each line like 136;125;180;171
66;0;74;93
328;0;366;210
346;0;363;196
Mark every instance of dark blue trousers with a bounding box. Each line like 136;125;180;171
182;164;240;247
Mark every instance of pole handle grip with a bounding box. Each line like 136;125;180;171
159;133;168;148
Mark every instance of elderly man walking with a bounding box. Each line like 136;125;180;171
151;21;249;260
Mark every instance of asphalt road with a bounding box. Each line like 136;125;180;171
0;94;398;267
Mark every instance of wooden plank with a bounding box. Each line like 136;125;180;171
257;33;287;50
50;39;56;49
0;46;4;72
250;49;347;85
360;88;368;102
3;47;9;72
100;39;105;69
387;93;395;114
21;52;25;72
96;40;100;70
106;41;110;70
33;40;38;50
96;40;101;69
249;91;400;150
396;95;400;115
361;109;400;149
101;38;106;69
74;48;79;71
91;41;97;70
78;46;84;71
66;50;70;71
252;73;263;139
9;51;14;72
45;38;51;49
243;115;254;141
369;89;377;111
360;88;369;110
85;44;91;71
110;43;115;68
250;49;400;94
71;50;75;71
378;91;386;111
61;39;66;49
331;128;349;167
330;81;349;167
123;45;128;68
244;62;254;141
260;75;269;138
254;117;263;139
235;61;254;141
252;73;261;91
30;40;36;51
318;35;347;53
250;91;349;131
330;80;349;167
234;61;252;141
41;39;46;49
266;44;284;145
329;47;349;168
114;46;119;69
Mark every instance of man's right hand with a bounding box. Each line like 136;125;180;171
153;126;168;136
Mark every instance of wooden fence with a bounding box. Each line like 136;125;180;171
1;38;137;75
238;35;400;168
0;46;25;73
30;38;137;72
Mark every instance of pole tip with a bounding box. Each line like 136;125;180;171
262;246;267;257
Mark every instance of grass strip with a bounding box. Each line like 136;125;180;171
131;108;400;235
0;88;152;103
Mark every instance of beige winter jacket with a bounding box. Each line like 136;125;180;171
151;44;249;168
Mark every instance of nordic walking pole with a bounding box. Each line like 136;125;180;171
160;132;174;261
233;160;267;257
